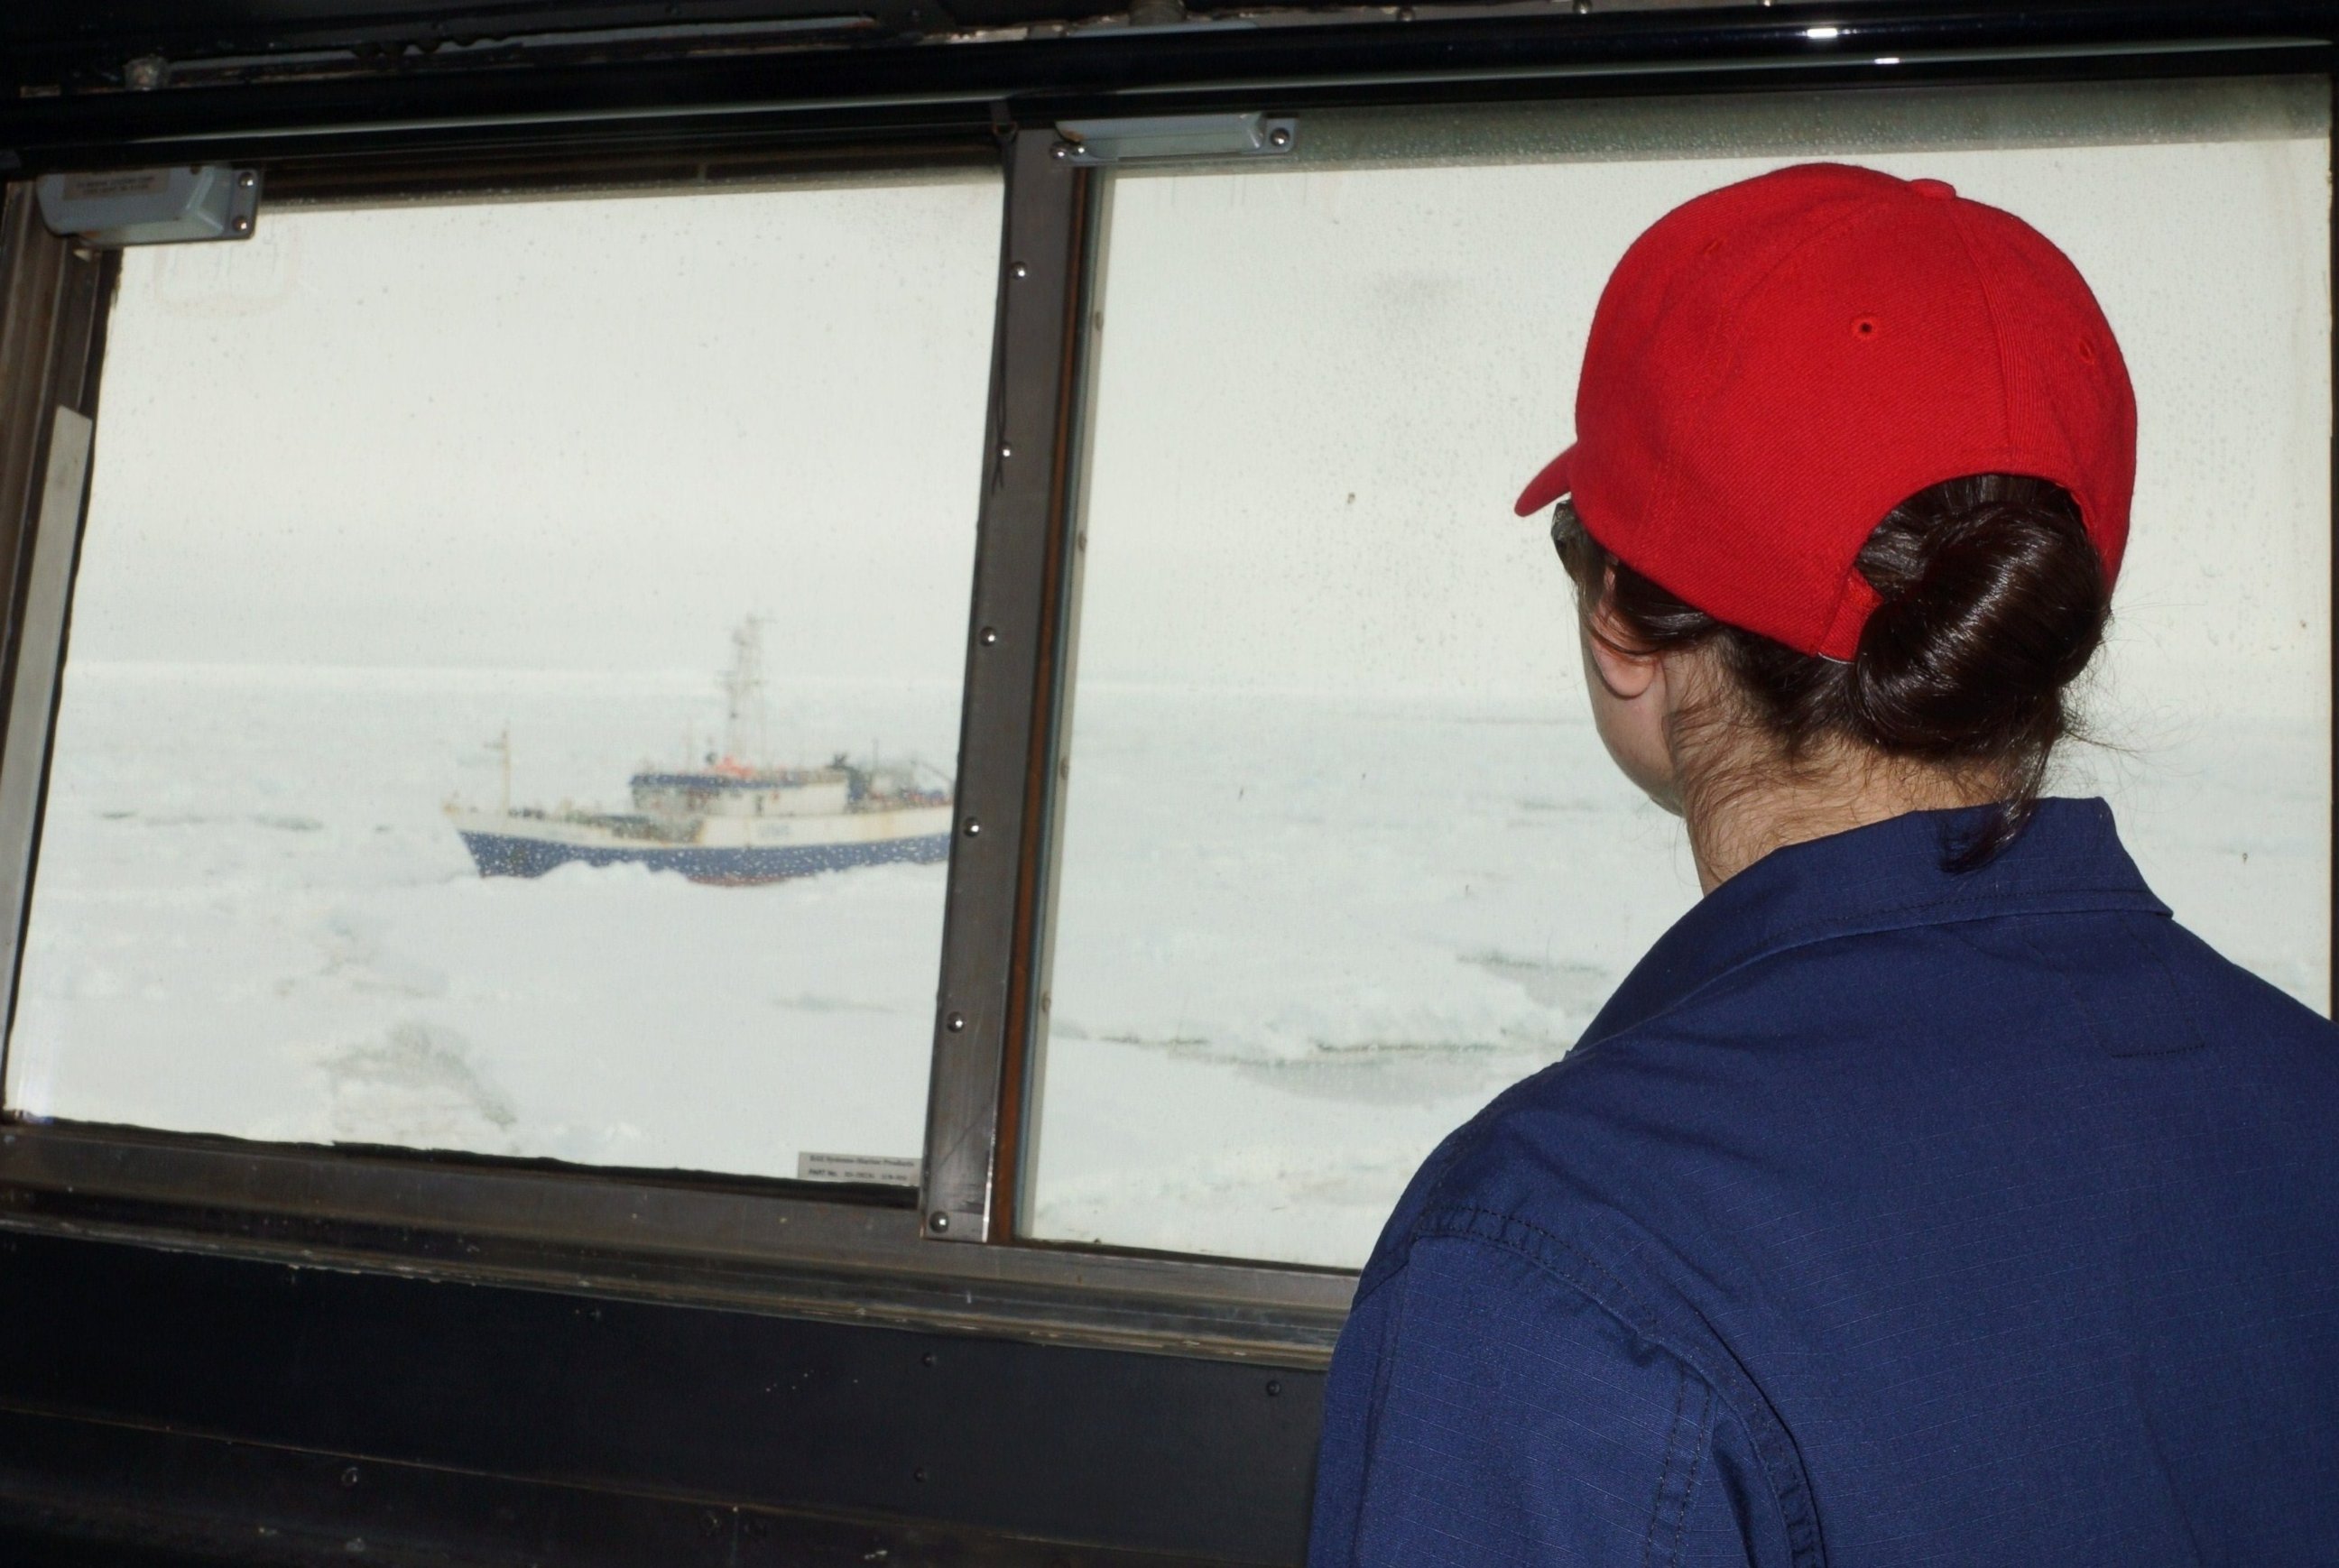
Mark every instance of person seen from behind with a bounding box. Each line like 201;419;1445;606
1309;162;2339;1565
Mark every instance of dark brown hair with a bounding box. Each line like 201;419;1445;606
1553;474;2110;869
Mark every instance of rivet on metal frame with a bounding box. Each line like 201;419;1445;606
946;1011;966;1032
929;1211;951;1232
963;818;982;837
979;626;999;647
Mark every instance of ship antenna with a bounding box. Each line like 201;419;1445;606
720;617;770;767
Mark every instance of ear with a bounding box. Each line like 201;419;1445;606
1584;584;1661;702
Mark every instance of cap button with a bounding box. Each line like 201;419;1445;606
1909;178;1956;200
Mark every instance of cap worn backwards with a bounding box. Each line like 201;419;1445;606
1515;161;2138;661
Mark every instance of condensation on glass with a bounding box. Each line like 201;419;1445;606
3;172;1002;1183
1026;78;2334;1267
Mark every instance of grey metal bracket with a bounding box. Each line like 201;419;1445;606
919;130;1096;1245
1055;113;1296;166
34;166;261;246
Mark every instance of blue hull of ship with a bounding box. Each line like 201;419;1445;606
458;830;952;885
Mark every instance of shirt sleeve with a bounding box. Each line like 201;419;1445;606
1309;1233;1789;1568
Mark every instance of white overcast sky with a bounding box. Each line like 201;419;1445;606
77;174;1003;685
70;81;2332;722
1077;126;2331;721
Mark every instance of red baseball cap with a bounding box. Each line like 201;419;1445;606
1515;162;2137;660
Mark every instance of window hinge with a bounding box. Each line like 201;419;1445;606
35;165;262;247
1053;113;1297;166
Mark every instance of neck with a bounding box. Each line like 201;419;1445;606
1678;744;1997;894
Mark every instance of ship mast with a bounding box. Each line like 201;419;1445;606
720;618;769;767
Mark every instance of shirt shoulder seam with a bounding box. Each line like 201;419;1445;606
1410;1204;1826;1568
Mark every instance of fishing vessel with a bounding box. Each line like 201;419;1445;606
445;622;953;885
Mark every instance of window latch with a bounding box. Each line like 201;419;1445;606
1054;113;1296;166
35;165;262;247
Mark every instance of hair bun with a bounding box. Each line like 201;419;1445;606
1547;473;2111;870
1847;475;2108;759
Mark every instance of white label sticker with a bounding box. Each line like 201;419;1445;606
796;1152;921;1187
61;170;171;201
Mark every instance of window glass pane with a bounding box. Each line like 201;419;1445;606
1030;79;2331;1266
5;173;1001;1183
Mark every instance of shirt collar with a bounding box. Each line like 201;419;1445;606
1578;797;2168;1049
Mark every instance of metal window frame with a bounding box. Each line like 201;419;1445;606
920;125;1097;1247
0;30;2323;1372
0;189;111;1076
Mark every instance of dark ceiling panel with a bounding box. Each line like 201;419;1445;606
0;0;1131;74
0;1;2322;174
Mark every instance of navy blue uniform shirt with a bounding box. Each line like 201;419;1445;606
1311;799;2339;1566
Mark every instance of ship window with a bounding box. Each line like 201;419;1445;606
1023;78;2333;1266
4;173;1000;1185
